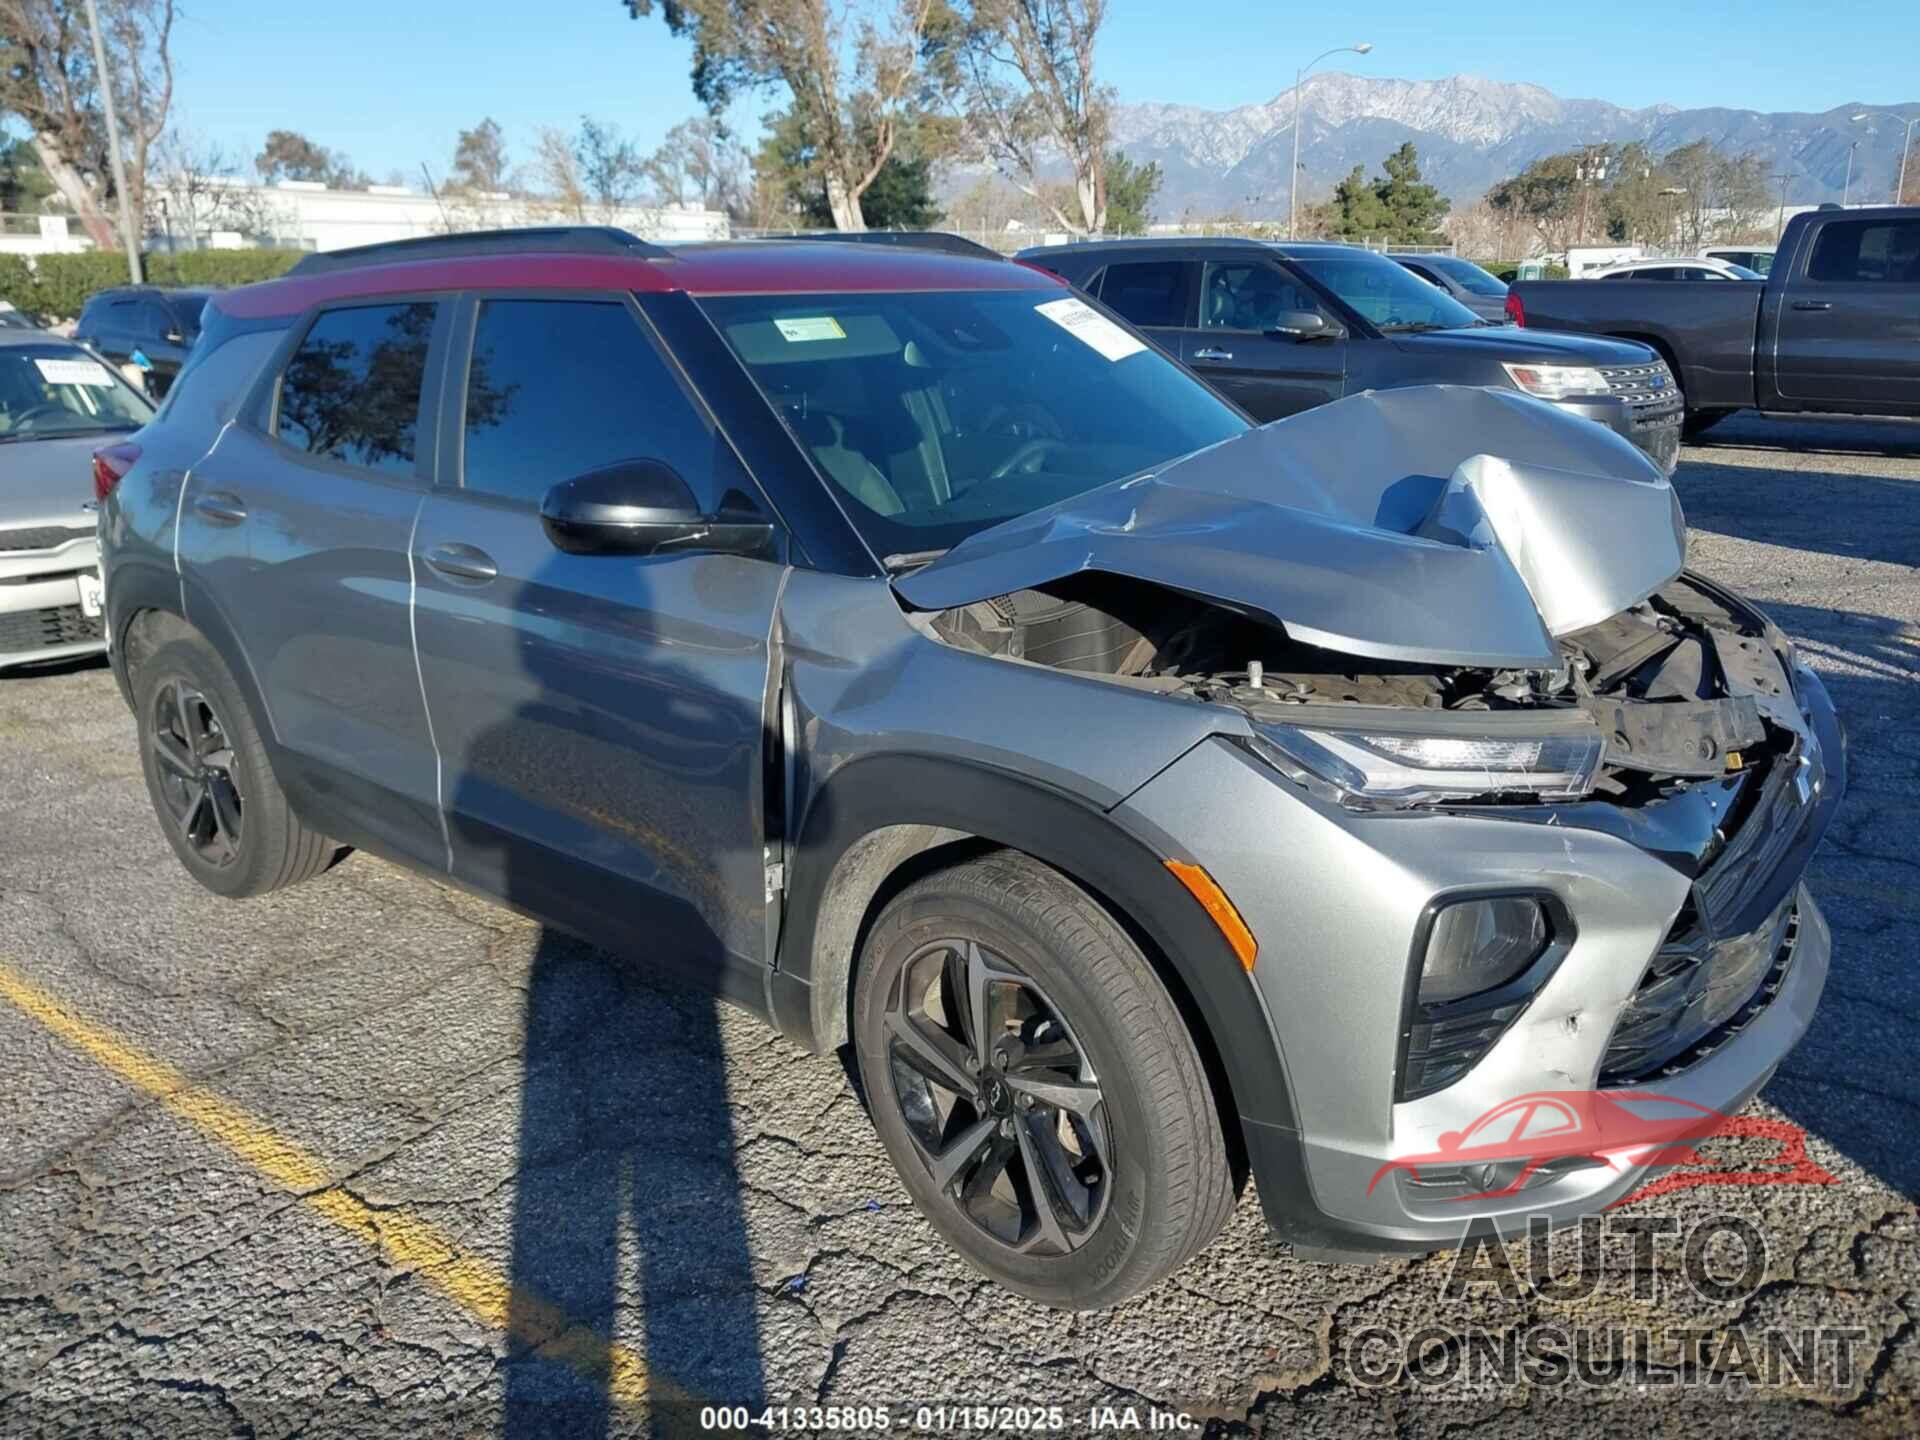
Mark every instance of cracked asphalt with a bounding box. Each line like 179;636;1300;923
0;412;1916;1438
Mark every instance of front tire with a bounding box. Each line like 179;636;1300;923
134;636;337;898
852;851;1234;1308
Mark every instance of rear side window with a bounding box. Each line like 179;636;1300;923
458;298;723;506
275;302;436;475
1096;261;1190;328
1807;220;1920;283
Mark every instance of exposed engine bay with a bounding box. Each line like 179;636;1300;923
924;570;1802;803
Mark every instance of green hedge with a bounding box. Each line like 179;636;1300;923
0;249;306;324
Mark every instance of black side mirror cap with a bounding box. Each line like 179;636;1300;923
541;460;774;558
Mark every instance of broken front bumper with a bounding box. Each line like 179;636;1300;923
1117;660;1845;1254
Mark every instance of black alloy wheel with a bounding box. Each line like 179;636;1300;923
148;678;244;868
883;937;1111;1255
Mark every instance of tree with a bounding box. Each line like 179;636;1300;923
449;117;509;194
530;125;588;219
624;0;938;232
1373;142;1448;242
0;134;56;212
0;0;176;248
646;115;749;213
147;131;283;246
758;103;937;228
255;129;362;188
1324;164;1387;239
574;116;645;213
1102;148;1158;234
928;0;1111;234
1487;151;1583;251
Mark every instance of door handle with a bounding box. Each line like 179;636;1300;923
1790;300;1833;311
1192;347;1235;361
193;492;248;526
423;541;498;583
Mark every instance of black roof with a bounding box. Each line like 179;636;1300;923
750;230;1006;260
286;226;669;275
1014;236;1375;262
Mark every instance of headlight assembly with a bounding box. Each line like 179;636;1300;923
1246;718;1607;808
1501;362;1609;401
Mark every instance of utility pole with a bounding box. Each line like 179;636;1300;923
1843;141;1859;207
1773;173;1793;243
83;0;144;283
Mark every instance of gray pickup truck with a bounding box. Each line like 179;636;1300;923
1508;205;1920;437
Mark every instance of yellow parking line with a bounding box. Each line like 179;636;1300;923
0;956;674;1411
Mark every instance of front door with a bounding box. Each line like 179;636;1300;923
409;294;784;989
1769;216;1920;415
1183;259;1347;421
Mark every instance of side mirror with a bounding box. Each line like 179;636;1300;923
1270;310;1337;340
540;460;773;558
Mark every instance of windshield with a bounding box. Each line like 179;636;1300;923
1287;251;1484;331
1423;255;1508;296
0;345;152;441
698;289;1247;559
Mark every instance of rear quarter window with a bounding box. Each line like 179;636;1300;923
274;302;437;476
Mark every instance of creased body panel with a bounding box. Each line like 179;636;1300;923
897;386;1684;670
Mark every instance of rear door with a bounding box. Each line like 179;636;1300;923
1089;258;1196;358
1767;216;1920;414
177;298;446;864
409;292;784;988
1183;257;1347;420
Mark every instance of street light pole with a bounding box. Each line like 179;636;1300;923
82;0;144;284
1851;111;1919;204
1290;41;1373;240
1843;141;1859;207
1773;173;1793;243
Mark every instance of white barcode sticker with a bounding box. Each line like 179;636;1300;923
34;357;115;387
1034;297;1146;362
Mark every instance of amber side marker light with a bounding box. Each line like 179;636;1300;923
1165;859;1259;972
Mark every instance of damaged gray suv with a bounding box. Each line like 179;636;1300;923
98;229;1843;1309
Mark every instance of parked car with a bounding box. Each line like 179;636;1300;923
0;300;43;331
1018;237;1684;473
72;285;218;400
1509;206;1920;435
0;332;153;671
1589;257;1763;281
1704;247;1775;276
1389;252;1512;321
100;228;1841;1307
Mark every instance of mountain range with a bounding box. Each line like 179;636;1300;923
1108;73;1919;219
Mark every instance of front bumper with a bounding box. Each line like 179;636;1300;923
0;536;106;671
1118;658;1844;1255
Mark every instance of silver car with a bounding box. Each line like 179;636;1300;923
98;231;1843;1308
0;332;153;671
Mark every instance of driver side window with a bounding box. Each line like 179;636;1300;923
1200;262;1323;331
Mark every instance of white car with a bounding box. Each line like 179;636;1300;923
1589;257;1764;281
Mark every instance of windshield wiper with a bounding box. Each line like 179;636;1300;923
0;423;139;443
882;548;949;575
1378;322;1455;334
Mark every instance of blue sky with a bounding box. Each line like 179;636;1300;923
163;0;1919;182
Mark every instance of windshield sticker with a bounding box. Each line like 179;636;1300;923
773;316;847;343
34;357;115;388
1035;297;1145;362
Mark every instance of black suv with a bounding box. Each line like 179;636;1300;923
73;285;217;400
1018;238;1684;472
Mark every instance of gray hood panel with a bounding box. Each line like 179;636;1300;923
0;432;112;530
895;386;1685;670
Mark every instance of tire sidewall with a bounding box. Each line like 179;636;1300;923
134;639;278;898
854;886;1169;1308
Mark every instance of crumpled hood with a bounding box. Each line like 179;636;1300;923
894;385;1686;670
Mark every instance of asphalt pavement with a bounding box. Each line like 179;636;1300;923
0;412;1915;1438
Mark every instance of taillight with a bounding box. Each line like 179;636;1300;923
92;442;140;503
1504;291;1526;327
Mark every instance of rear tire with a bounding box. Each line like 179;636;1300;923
134;636;337;899
852;851;1234;1308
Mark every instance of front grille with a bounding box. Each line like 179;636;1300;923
1600;362;1681;413
0;603;103;653
0;525;94;553
1600;900;1798;1085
